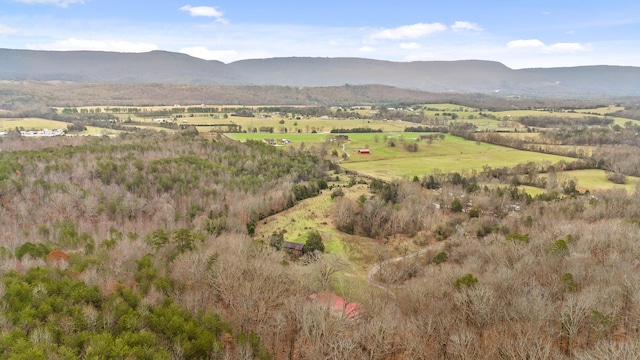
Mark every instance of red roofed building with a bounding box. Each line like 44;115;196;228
309;291;360;318
357;149;370;154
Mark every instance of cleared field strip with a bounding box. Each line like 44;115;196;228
342;149;572;181
227;132;576;181
544;169;640;193
0;118;70;130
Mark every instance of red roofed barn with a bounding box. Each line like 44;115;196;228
309;291;360;318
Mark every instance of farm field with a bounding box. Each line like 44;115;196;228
574;106;624;115
0;117;70;130
230;132;575;181
197;116;408;132
63;103;640;135
0;117;119;136
343;149;571;181
547;169;640;193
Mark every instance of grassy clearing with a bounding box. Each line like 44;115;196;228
228;132;578;181
254;186;345;253
574;106;624;115
254;182;386;275
552;169;640;193
197;116;409;132
340;134;575;180
0;118;122;136
83;126;122;136
0;118;69;130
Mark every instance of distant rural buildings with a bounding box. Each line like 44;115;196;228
262;138;291;145
0;128;65;137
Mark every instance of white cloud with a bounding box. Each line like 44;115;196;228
507;39;546;49
399;42;422;50
507;39;591;53
30;38;158;52
180;46;237;62
0;24;17;35
371;23;447;40
546;42;591;52
180;5;226;22
451;21;482;32
358;46;375;52
11;0;83;7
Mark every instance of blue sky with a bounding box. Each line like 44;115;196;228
1;0;639;68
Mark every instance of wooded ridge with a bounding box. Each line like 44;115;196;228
2;48;639;96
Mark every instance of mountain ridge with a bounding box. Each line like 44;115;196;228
1;48;639;96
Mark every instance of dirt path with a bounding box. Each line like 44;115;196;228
342;143;350;159
366;241;447;294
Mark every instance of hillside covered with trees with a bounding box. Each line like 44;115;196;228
2;105;640;358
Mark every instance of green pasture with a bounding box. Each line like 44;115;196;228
254;188;349;258
225;132;329;143
495;109;597;119
340;134;576;180
551;169;640;193
574;106;624;115
418;103;478;111
83;126;121;136
0;118;69;130
197;116;409;133
230;132;577;181
0;118;121;136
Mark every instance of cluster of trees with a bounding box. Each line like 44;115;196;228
330;128;383;133
0;132;341;358
0;267;239;358
476;125;640;178
404;125;449;133
325;174;640;358
518;115;614;128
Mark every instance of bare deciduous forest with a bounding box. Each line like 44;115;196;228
2;89;640;359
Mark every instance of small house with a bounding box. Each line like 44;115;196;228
283;241;304;255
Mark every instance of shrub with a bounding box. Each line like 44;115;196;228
549;239;570;257
432;252;448;265
303;230;325;254
606;170;626;184
15;242;51;260
468;206;480;218
269;232;284;250
451;198;463;213
454;273;478;290
330;187;344;199
505;232;530;244
561;272;578;293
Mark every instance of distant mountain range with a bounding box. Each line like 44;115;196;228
1;48;639;96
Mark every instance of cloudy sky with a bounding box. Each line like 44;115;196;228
1;0;639;68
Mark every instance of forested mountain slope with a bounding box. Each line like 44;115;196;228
2;48;639;96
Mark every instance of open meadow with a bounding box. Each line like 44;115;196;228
0;117;119;136
228;132;576;181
